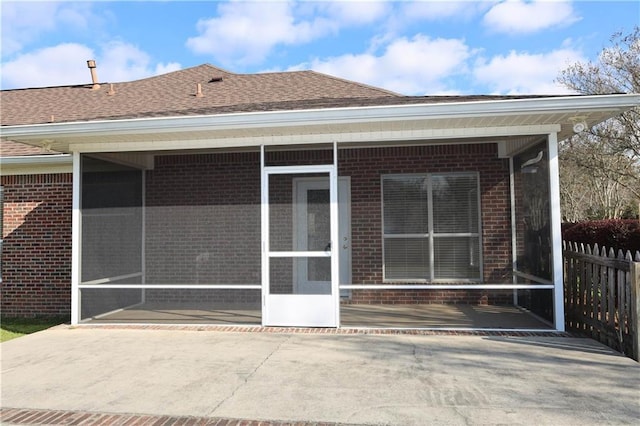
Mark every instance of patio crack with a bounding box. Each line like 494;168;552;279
209;334;292;416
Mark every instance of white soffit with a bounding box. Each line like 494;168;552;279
1;94;638;154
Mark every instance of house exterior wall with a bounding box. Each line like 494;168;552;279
143;143;513;306
1;173;72;317
1;142;514;317
341;144;512;304
144;152;262;306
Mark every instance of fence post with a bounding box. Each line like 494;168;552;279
631;260;640;361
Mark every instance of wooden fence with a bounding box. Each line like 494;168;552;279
563;241;640;360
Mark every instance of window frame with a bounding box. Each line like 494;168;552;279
381;172;483;283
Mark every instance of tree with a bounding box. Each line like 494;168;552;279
559;140;638;221
557;27;640;220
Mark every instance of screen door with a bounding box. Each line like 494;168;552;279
262;165;339;327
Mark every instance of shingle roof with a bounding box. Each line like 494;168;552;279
0;63;551;127
0;64;402;126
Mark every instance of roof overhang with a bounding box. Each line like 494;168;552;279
1;94;638;156
0;154;72;175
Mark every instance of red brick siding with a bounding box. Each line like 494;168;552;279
2;143;514;315
144;153;262;305
1;174;72;317
146;145;512;305
339;144;512;304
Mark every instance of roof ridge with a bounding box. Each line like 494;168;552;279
227;67;400;97
304;69;401;97
118;63;235;84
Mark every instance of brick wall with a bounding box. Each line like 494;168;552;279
144;153;262;305
339;144;512;304
1;142;514;317
1;174;72;318
145;144;513;306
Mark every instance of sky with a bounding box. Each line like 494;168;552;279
1;0;638;95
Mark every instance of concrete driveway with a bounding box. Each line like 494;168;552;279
1;326;638;425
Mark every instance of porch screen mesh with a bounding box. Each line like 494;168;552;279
79;152;263;321
80;288;261;323
513;142;553;321
81;156;143;284
513;143;552;281
144;152;261;289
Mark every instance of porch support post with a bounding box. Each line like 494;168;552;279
509;156;518;306
331;141;340;326
548;132;565;331
70;151;81;325
260;145;268;326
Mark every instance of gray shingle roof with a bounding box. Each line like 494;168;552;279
1;63;551;127
1;64;403;126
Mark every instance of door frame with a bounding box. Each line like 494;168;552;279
260;144;340;327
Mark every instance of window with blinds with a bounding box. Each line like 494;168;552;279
382;173;481;281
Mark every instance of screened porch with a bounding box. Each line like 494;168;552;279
76;139;561;330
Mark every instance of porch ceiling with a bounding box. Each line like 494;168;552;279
2;94;637;155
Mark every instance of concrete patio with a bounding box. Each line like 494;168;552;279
1;326;638;425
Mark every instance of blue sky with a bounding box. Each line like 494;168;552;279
1;0;638;95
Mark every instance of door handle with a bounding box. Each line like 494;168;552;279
343;244;349;249
324;242;331;252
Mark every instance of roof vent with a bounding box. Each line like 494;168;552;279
107;83;116;96
209;77;223;83
195;83;204;97
87;60;101;90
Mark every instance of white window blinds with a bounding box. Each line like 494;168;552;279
382;173;481;281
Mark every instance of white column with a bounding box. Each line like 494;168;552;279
70;152;81;325
331;142;340;326
260;145;268;326
548;133;565;331
509;157;518;305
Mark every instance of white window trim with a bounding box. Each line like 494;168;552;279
381;172;483;283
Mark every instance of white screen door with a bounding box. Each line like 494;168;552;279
262;164;339;327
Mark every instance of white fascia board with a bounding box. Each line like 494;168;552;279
1;154;72;175
1;154;72;164
69;124;562;153
1;94;638;140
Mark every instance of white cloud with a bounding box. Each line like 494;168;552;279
155;62;183;76
483;0;580;34
1;1;94;57
317;1;391;25
473;48;584;94
186;1;334;66
97;42;179;83
1;42;182;89
1;43;95;88
185;0;393;66
293;35;473;95
400;1;493;21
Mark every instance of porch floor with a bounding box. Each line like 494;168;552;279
85;303;553;329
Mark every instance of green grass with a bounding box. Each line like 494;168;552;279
0;317;67;343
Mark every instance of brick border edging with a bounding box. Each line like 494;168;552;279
0;408;351;426
69;324;573;337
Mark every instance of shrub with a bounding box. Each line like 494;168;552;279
562;219;640;253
